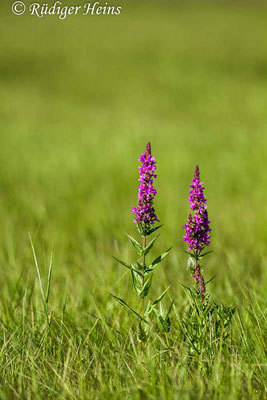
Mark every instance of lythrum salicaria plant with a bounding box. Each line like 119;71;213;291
183;165;212;303
180;165;236;355
111;142;172;342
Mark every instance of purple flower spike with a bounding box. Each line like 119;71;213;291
183;165;211;253
131;142;159;233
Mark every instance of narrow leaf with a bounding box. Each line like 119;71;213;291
152;286;170;306
183;251;195;257
159;316;171;333
113;256;131;270
143;235;159;256
165;299;174;318
109;293;144;320
205;275;217;286
199;251;213;258
29;234;48;321
145;287;170;317
146;224;163;236
134;261;144;271
145;247;172;273
45;244;54;304
126;234;143;256
178;282;191;291
113;256;143;277
152;309;171;333
131;270;143;295
140;275;153;298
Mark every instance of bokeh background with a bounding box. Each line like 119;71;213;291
0;0;266;320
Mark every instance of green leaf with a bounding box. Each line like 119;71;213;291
109;293;144;320
153;309;171;333
199;251;213;258
145;286;170;316
113;256;143;277
145;286;171;316
126;234;143;256
205;275;216;286
131;270;143;295
145;224;163;236
183;250;195;257
178;282;191;291
165;300;174;318
133;261;144;271
152;286;170;307
136;222;163;237
140;275;153;298
159;316;171;333
126;233;162;257
112;256;132;270
143;235;160;256
138;320;149;342
145;247;172;273
29;234;48;321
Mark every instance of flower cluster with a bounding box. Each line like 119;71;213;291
183;165;211;253
131;142;159;231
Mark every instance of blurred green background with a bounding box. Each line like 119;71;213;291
0;0;266;310
0;1;267;398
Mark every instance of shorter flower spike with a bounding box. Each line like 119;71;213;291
183;165;211;253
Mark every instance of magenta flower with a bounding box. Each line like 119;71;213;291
183;165;211;253
131;142;159;233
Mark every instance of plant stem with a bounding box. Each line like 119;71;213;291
142;236;146;316
193;251;198;293
194;258;198;293
143;237;146;265
194;250;205;306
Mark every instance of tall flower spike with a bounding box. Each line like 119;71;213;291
183;165;211;253
131;142;159;235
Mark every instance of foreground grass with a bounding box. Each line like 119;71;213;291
0;264;266;399
0;1;267;398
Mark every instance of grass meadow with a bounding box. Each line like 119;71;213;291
0;1;266;398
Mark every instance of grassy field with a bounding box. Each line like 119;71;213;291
0;1;266;398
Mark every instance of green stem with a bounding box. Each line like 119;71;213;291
194;251;199;293
142;236;146;316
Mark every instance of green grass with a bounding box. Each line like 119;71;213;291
0;1;266;398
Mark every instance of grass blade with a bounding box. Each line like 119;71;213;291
29;233;48;321
46;243;54;304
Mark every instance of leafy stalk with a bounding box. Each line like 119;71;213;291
142;236;146;316
111;142;173;341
